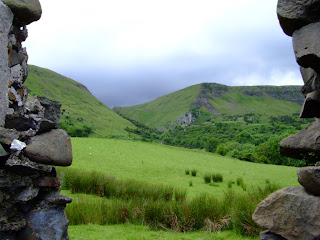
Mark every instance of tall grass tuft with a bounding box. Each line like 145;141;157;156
191;169;197;177
203;174;211;184
212;173;223;182
185;169;190;175
61;169;179;202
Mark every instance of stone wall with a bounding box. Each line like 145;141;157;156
0;1;72;239
252;1;320;240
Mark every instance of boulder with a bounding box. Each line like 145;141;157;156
253;186;320;240
293;22;320;70
277;0;320;36
260;230;287;240
0;1;14;127
300;67;320;95
2;0;42;26
299;91;320;118
16;207;69;240
24;129;72;166
279;119;320;161
297;166;320;196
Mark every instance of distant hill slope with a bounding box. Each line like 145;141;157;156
25;65;135;138
114;83;305;128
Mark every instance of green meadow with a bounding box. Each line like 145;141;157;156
61;138;300;239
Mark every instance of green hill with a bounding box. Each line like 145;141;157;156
25;65;135;138
114;83;304;128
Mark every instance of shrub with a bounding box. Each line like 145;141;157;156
191;169;197;177
203;174;211;184
212;173;223;182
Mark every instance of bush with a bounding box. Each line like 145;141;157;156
191;169;197;177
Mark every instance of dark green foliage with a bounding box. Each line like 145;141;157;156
185;169;190;175
212;173;223;182
203;174;211;184
191;169;197;177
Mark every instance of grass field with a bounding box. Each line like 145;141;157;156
60;138;300;239
65;138;299;198
68;224;258;240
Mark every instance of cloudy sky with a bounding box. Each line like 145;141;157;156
25;0;302;108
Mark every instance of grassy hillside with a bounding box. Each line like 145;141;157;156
25;65;135;138
115;83;304;128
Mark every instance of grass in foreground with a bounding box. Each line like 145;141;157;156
68;224;258;240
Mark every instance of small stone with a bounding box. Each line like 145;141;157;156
17;207;69;240
24;129;72;166
260;230;287;240
6;155;53;176
297;166;320;196
16;186;39;202
0;144;9;157
293;22;320;70
5;113;37;132
277;0;320;36
0;127;20;145
300;67;320;95
2;0;42;26
253;186;320;240
10;139;26;151
41;192;72;205
279;119;320;161
35;177;61;188
299;91;320;118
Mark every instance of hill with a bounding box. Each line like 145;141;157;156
25;65;135;138
114;83;305;128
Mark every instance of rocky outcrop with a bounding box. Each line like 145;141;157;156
0;0;72;239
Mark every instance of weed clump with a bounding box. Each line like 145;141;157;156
203;174;211;184
191;169;197;177
212;173;223;182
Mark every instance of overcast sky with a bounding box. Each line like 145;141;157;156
24;0;302;108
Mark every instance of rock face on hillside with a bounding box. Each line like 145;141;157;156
253;1;320;239
0;1;72;239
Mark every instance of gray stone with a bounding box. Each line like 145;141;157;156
297;166;320;196
0;144;9;157
253;186;320;240
38;96;61;126
41;192;72;205
277;0;320;36
299;91;320;118
279;119;320;161
17;207;69;240
293;22;320;70
300;67;320;95
0;127;20;145
260;230;287;240
16;186;39;202
6;155;53;176
5;113;37;131
24;129;72;166
2;0;42;26
0;2;14;127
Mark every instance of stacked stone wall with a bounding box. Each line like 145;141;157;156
0;1;72;239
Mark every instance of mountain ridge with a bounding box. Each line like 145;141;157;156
114;83;305;128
